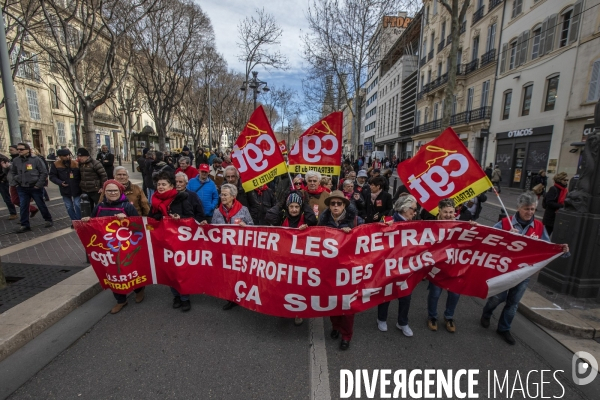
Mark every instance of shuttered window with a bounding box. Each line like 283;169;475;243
588;60;600;102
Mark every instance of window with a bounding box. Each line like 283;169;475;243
50;84;60;109
416;110;421;125
531;27;542;60
433;0;438;15
486;24;497;52
434;103;439;120
588;60;600;102
424;107;429;123
49;56;59;73
509;40;517;69
472;36;479;61
420;74;425;90
521;84;533;116
544;76;559;111
502;91;512;120
441;21;446;40
56;121;66;145
427;69;432;83
71;124;77;145
512;0;523;19
457;48;462;65
437;62;443;77
430;32;435;52
560;10;572;47
466;87;474;112
425;6;430;24
481;80;490;108
26;89;41;120
452;95;457;115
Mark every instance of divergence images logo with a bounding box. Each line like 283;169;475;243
572;351;598;385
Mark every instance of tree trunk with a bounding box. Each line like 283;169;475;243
157;123;167;151
0;259;7;290
442;16;461;131
82;106;98;156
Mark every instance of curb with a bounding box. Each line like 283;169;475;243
518;289;600;339
0;266;101;363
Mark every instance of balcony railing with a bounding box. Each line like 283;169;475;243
437;39;445;53
469;106;492;121
472;6;485;25
414;119;442;134
428;49;434;61
94;112;119;125
489;0;503;12
456;64;467;76
414;107;492;134
465;59;479;74
450;111;469;125
460;21;466;34
420;56;427;67
480;49;496;66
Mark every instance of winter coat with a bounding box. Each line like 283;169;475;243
148;191;194;221
49;159;82;197
365;190;393;223
307;191;330;217
10;155;48;188
100;181;149;216
251;187;277;225
318;205;359;229
212;204;254;225
491;168;502;183
209;167;225;189
96;151;115;178
543;184;566;228
146;161;175;190
186;176;219;217
91;197;139;218
78;157;107;193
186;189;206;222
195;151;208;168
235;183;260;223
264;193;317;227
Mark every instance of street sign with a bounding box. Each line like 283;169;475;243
364;141;372;150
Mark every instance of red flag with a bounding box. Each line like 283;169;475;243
231;106;288;192
278;140;288;154
288;112;342;175
397;127;492;215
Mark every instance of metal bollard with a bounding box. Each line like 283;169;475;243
393;178;397;195
80;193;91;218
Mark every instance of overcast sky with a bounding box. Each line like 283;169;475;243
199;0;310;107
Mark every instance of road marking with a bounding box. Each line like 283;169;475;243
310;317;331;400
531;304;563;310
0;228;73;256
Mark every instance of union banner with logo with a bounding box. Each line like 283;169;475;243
288;112;342;176
75;217;562;318
278;140;288;155
397;127;493;215
231;106;288;192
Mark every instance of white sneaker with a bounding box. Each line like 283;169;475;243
396;323;413;337
377;319;388;332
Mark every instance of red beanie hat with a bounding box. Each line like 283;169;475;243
103;179;125;194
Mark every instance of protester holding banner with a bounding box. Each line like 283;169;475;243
175;172;205;223
377;195;418;337
318;190;361;350
305;171;330;218
106;166;150;217
365;176;393;223
81;179;141;314
223;166;259;221
187;164;219;223
481;191;569;345
427;198;461;333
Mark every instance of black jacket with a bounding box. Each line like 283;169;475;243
365;190;393;223
264;195;317;228
186;189;206;223
251;187;277;225
195;152;208;168
543;184;566;227
145;161;175;190
10;155;48;188
92;197;139;218
149;191;194;221
235;182;259;222
96;151;115;178
49;159;82;197
318;206;359;229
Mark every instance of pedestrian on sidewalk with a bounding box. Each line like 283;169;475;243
481;191;569;345
96;145;115;179
7;145;39;220
10;143;53;233
77;147;107;211
49;149;82;224
531;170;548;207
318;190;361;350
542;172;568;235
377;195;417;338
0;154;17;220
81;179;141;314
491;165;502;193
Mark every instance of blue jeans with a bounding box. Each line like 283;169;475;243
170;287;189;302
427;282;460;320
377;295;411;326
482;278;530;332
17;186;52;227
62;196;81;221
0;181;16;215
147;189;155;203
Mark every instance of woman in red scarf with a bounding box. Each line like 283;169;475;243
149;171;194;312
305;170;330;217
542;172;568;235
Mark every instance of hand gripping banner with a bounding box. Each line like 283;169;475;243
397;127;493;215
288;111;343;176
75;217;563;318
231;105;288;192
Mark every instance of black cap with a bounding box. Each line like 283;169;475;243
76;148;90;157
57;149;71;156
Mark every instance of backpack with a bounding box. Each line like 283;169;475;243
151;164;169;180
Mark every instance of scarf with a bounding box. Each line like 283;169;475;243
255;185;269;196
219;199;243;224
283;213;304;228
151;188;178;216
554;183;568;205
306;186;325;196
332;209;347;226
515;213;534;228
371;190;381;203
343;190;353;199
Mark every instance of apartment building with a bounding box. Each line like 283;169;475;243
486;0;589;188
414;0;503;162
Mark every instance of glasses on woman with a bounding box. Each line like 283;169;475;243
294;182;301;186
329;201;343;206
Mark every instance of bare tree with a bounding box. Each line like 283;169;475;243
440;0;471;130
107;81;145;160
132;0;214;151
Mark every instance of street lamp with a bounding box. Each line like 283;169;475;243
285;125;292;148
240;71;270;110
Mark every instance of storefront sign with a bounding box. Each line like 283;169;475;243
583;124;597;141
496;125;553;140
508;128;533;138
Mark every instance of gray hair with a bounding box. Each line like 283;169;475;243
305;170;322;181
224;165;239;179
517;191;538;208
220;183;238;198
393;194;417;213
114;166;128;176
343;180;354;188
178;156;191;165
175;171;188;183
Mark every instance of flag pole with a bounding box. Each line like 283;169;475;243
492;186;512;226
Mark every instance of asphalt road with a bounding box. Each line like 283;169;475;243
3;201;600;399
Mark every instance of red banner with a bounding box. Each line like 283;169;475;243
288;112;342;176
397;127;492;215
75;217;562;318
231;106;288;192
278;140;287;155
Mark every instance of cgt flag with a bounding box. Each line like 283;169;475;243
278;140;288;155
397;127;493;215
231;106;288;192
288;111;342;176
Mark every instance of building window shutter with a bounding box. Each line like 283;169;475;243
538;17;549;57
544;14;558;54
588;60;600;102
515;33;524;67
519;31;530;66
568;0;583;45
500;43;508;73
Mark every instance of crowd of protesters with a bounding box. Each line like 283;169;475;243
1;143;569;351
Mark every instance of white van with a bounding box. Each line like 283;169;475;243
370;150;386;162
